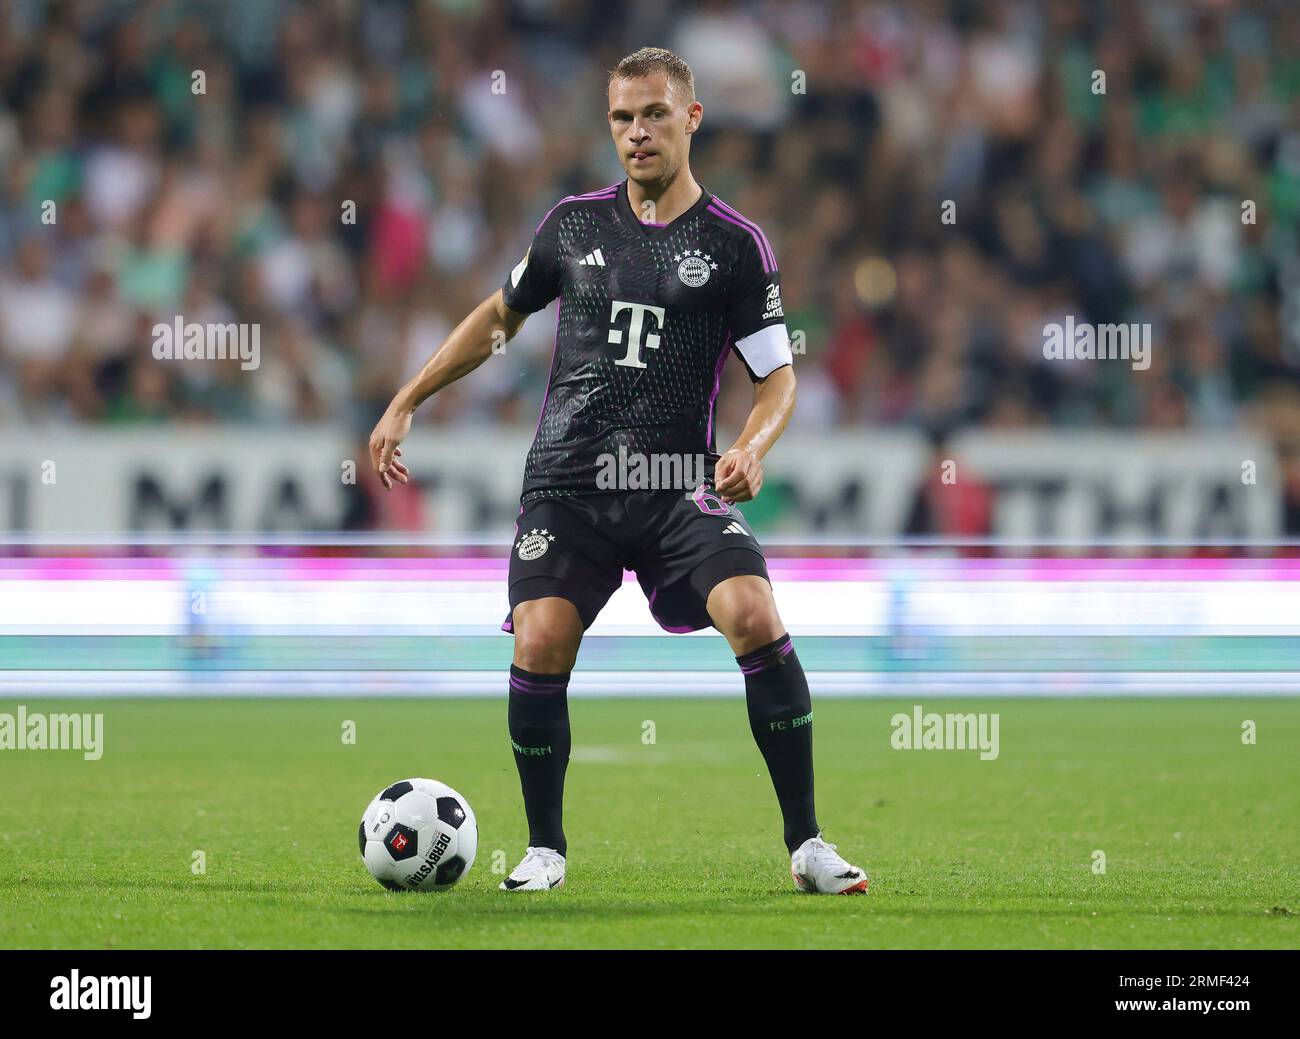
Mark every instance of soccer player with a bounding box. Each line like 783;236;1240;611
369;47;867;895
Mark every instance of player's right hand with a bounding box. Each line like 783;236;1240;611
368;406;413;491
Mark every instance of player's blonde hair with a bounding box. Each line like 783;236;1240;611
609;47;695;103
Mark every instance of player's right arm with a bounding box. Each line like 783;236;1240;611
370;206;564;489
368;289;528;489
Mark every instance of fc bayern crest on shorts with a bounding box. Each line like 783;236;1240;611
515;528;554;561
675;250;714;287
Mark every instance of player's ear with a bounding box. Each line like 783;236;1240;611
685;101;702;135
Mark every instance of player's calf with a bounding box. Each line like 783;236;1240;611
710;580;820;853
507;664;571;858
734;632;820;853
506;596;582;862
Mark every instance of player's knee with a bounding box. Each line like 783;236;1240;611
512;599;582;673
714;586;784;655
513;626;579;673
729;611;784;654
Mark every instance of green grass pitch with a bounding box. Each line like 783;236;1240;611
2;697;1296;949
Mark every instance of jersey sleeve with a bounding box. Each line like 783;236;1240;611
501;207;563;314
726;232;792;379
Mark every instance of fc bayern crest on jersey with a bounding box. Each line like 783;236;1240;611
515;528;555;561
675;250;715;287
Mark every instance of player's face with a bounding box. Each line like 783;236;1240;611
607;72;701;189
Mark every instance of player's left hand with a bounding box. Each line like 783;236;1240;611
715;448;763;503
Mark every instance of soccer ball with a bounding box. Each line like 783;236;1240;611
358;778;478;892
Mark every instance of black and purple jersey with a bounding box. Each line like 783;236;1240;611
501;179;792;502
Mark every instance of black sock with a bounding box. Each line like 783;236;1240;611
508;664;571;857
737;633;819;854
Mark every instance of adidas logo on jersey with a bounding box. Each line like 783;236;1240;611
722;521;748;536
577;248;606;267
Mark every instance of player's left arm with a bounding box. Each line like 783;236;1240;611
716;228;795;504
715;364;795;504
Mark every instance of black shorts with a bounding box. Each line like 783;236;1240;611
501;487;770;634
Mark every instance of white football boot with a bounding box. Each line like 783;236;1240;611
790;835;868;894
499;846;566;891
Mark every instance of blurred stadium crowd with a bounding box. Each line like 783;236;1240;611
2;0;1300;461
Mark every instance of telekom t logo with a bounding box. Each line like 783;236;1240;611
608;300;666;369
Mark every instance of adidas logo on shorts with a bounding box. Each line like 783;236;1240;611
722;521;747;536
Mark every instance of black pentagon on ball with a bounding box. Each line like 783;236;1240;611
435;855;466;886
436;796;466;829
380;780;414;802
383;822;419;861
357;820;367;857
378;878;407;893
